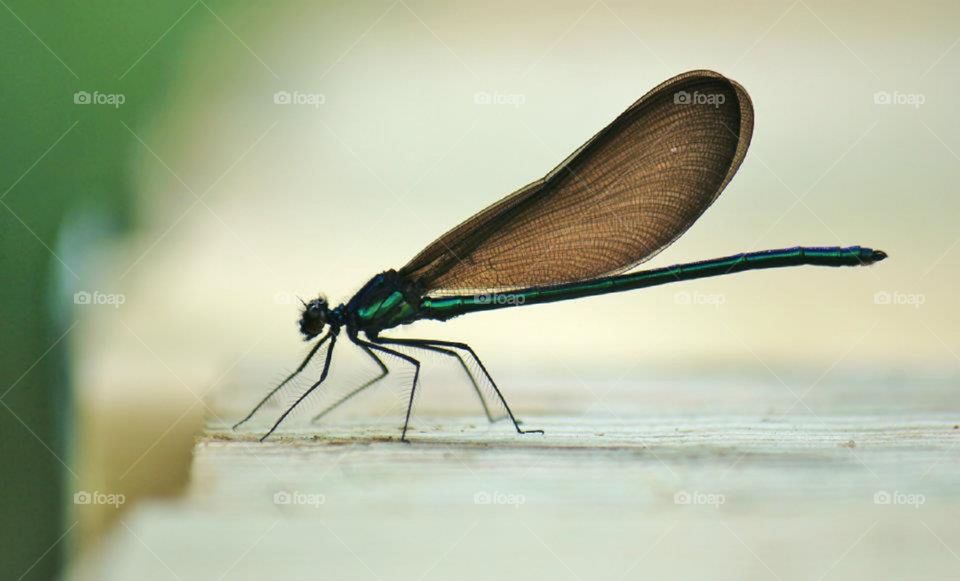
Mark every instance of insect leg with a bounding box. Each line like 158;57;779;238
379;336;543;436
357;337;421;442
310;342;389;423
373;338;501;422
233;332;330;430
259;331;338;442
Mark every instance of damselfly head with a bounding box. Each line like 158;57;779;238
299;296;329;340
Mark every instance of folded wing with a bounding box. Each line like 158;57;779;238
400;70;754;294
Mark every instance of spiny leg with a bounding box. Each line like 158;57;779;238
377;338;500;423
356;338;420;442
260;332;338;442
378;336;543;435
233;332;329;430
310;343;389;424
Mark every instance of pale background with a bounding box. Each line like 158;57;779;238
83;0;957;382
57;0;960;577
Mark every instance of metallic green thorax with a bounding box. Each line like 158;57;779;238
419;246;884;323
355;289;420;330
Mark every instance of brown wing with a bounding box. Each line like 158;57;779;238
399;70;754;293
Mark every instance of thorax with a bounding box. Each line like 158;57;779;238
345;270;423;334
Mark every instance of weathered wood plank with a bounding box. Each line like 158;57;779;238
74;407;960;581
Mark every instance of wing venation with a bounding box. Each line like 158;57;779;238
399;70;754;294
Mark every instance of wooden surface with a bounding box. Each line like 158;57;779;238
72;375;960;581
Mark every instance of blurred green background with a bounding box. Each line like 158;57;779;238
2;0;958;579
